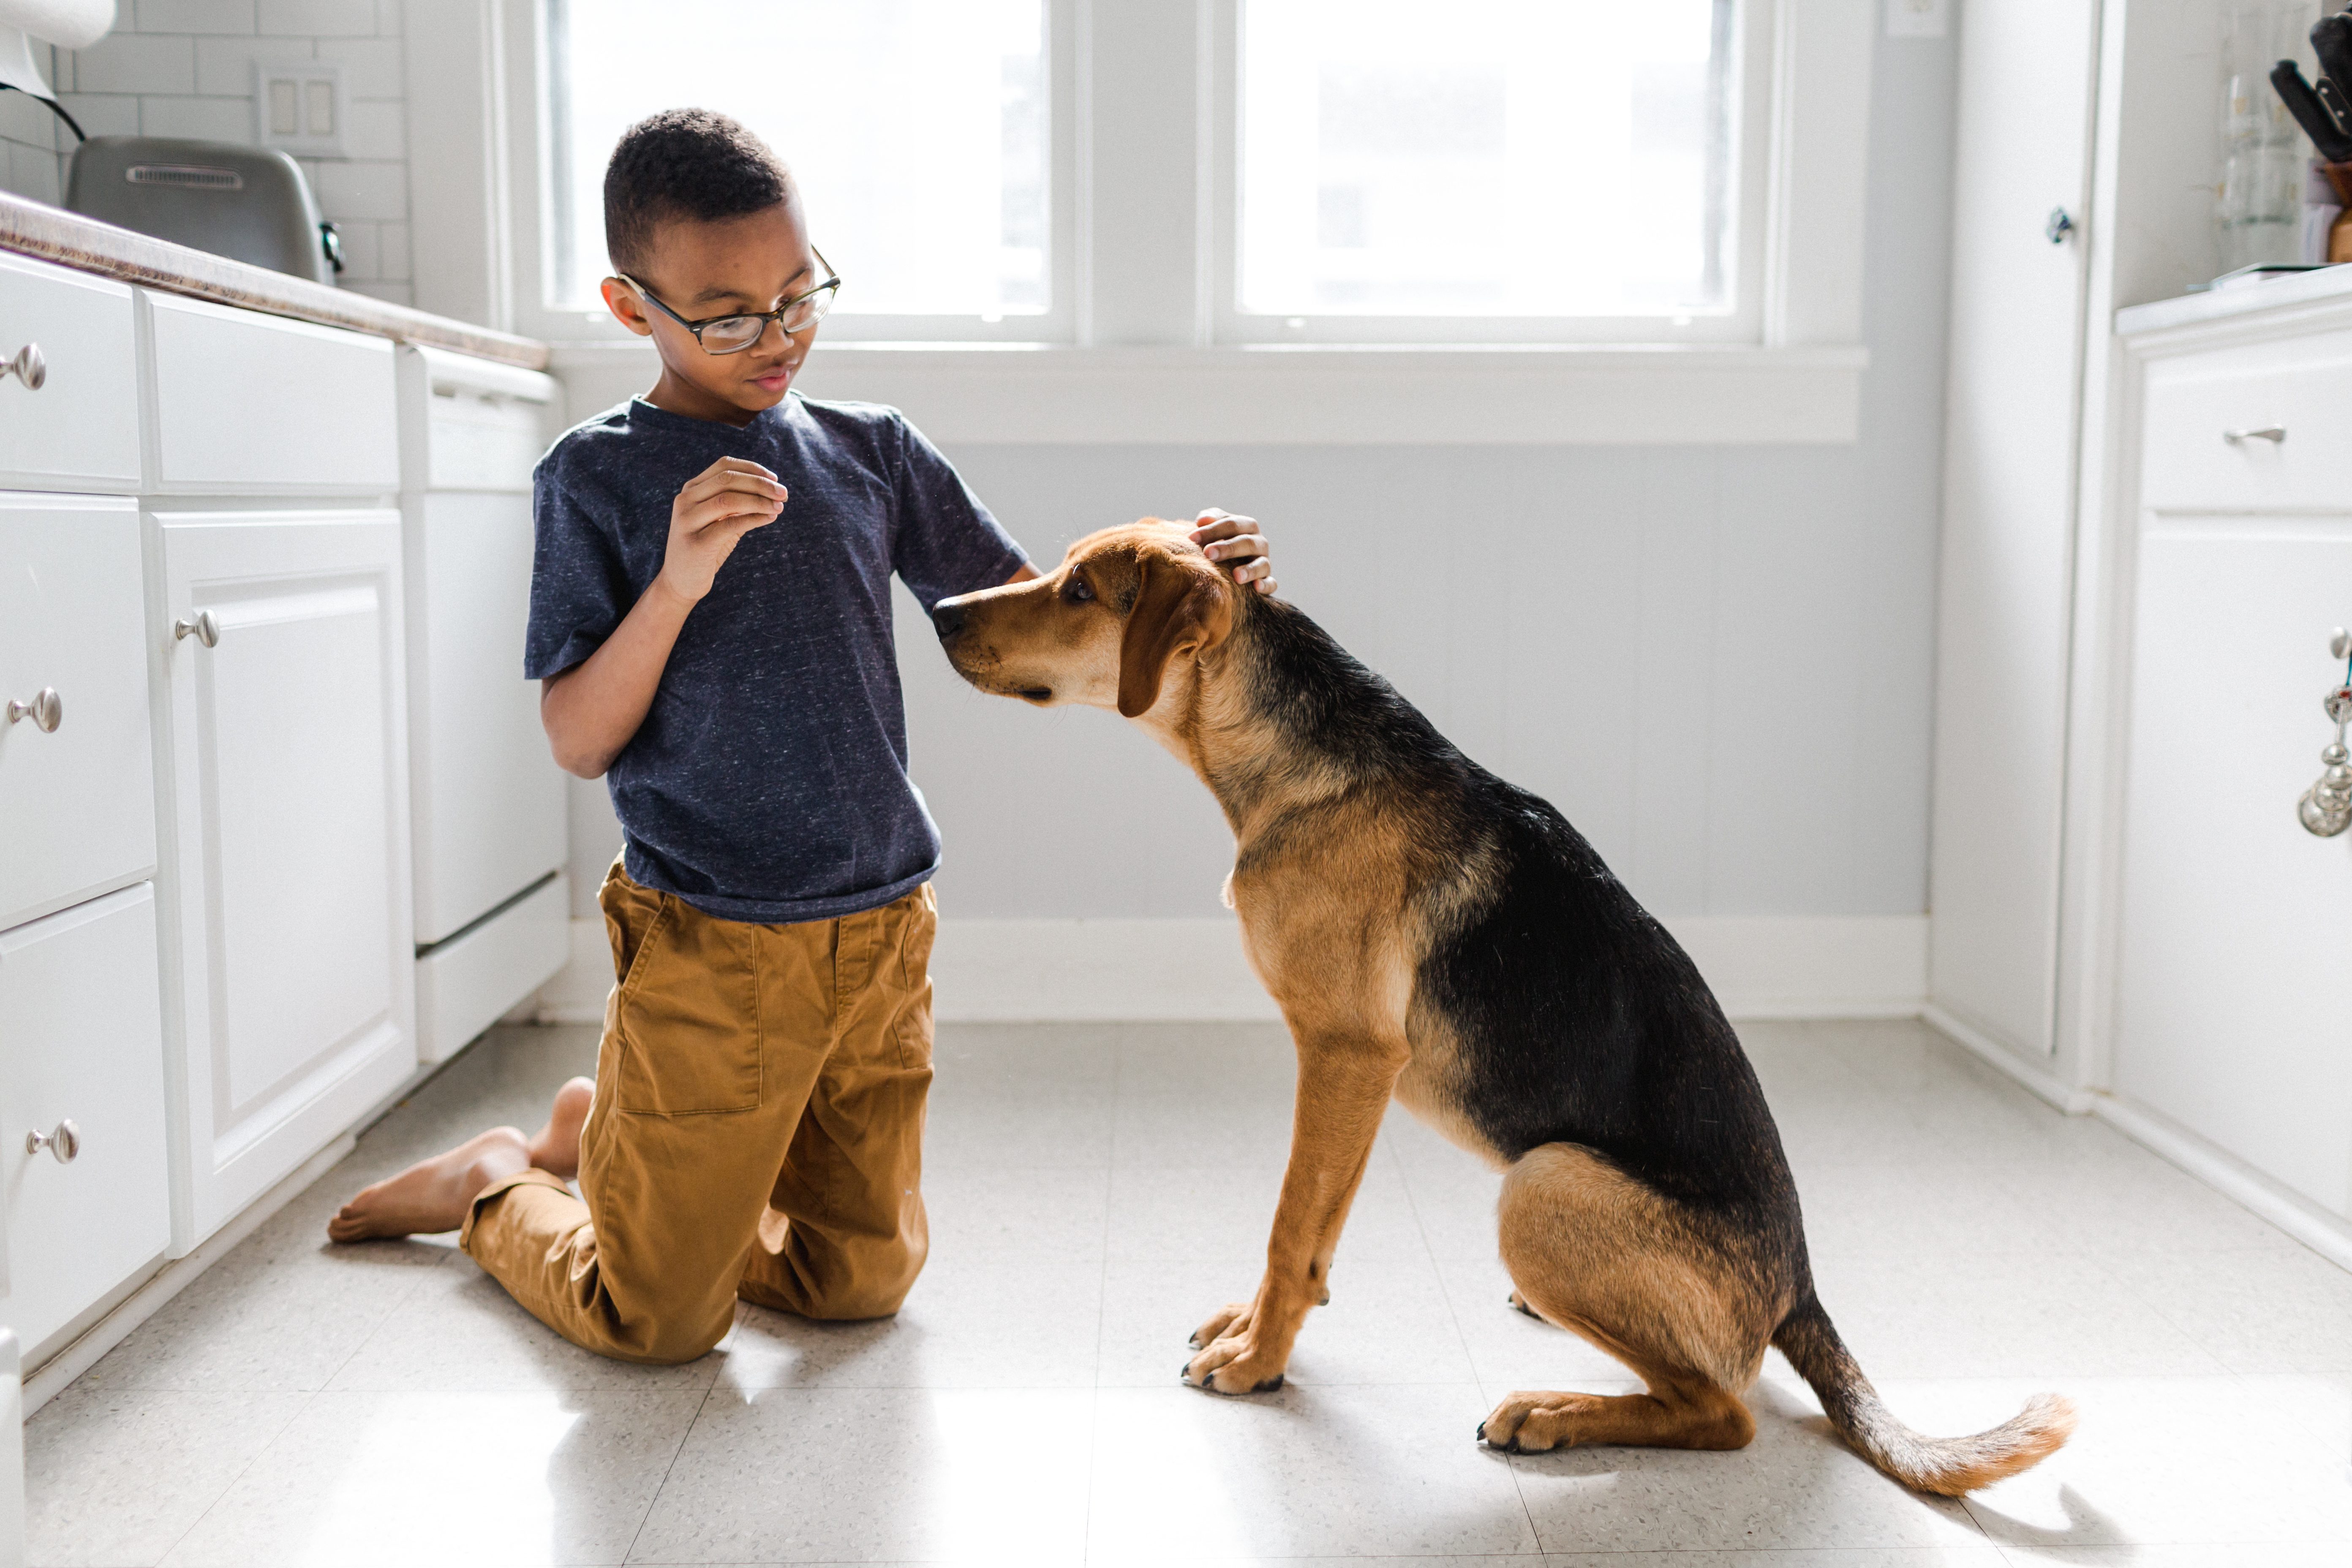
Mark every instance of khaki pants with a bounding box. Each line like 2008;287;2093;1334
460;861;936;1364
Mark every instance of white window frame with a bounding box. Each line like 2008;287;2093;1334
1206;0;1780;348
405;0;1876;445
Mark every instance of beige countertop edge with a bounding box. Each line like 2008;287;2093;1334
0;193;550;372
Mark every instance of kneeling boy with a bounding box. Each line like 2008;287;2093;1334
328;108;1277;1363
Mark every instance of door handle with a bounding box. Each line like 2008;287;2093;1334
5;687;60;731
2224;426;2287;444
0;342;45;390
173;610;220;648
25;1119;77;1164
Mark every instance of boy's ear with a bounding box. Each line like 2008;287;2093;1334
1117;551;1234;719
601;277;654;338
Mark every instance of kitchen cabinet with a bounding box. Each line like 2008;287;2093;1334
152;508;415;1246
0;494;152;932
0;885;169;1361
0;252;138;493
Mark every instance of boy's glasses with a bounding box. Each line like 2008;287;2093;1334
616;251;841;354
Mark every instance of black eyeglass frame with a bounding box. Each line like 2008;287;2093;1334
615;250;841;354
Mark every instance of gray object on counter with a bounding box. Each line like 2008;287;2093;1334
64;137;341;286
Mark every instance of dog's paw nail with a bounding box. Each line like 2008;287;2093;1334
1187;1335;1202;1349
1475;1423;1488;1441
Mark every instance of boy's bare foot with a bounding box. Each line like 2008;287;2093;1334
327;1126;531;1243
527;1076;596;1181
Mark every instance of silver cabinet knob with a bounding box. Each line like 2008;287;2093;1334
1;342;45;390
2224;426;2287;444
5;687;59;731
2046;207;2076;244
2335;628;2350;660
25;1119;77;1164
172;610;220;647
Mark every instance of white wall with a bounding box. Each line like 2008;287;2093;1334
560;25;1959;934
0;0;413;304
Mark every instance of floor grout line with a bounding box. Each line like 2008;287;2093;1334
141;1384;321;1568
617;1381;715;1568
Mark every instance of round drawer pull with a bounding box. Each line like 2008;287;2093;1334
1;342;45;391
2224;425;2287;444
5;686;60;731
26;1119;78;1165
173;610;220;648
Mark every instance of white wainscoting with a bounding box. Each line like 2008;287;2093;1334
536;913;1928;1026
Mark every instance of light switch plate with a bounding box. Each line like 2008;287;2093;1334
1886;0;1949;37
251;60;346;158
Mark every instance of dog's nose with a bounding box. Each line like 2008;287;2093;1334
932;598;968;641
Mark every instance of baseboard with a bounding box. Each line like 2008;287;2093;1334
1919;1003;2096;1115
2090;1092;2352;1274
23;1132;358;1417
539;912;1929;1025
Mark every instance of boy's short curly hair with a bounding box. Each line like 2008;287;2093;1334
604;108;795;276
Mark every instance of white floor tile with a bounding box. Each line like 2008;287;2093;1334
158;1389;705;1568
919;1162;1112;1262
625;1386;1094;1564
1104;1156;1429;1266
25;1386;310;1568
1085;1383;1539;1560
715;1252;1105;1391
2099;1246;2352;1373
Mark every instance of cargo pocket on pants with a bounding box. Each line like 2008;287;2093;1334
612;895;763;1115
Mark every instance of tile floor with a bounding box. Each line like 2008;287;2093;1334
28;1017;2352;1566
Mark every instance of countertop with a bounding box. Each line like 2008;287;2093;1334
0;191;549;371
2116;263;2352;338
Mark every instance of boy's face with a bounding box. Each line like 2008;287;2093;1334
601;199;822;423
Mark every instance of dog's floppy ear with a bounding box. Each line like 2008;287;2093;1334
1117;550;1233;719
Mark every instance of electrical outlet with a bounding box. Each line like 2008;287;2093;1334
252;61;346;158
1886;0;1949;38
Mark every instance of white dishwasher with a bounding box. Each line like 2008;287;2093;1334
398;346;570;1061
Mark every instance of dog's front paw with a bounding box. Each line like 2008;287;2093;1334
1182;1332;1287;1394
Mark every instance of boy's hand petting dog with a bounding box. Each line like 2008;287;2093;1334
659;456;788;604
1190;508;1278;596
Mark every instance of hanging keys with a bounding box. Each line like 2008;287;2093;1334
2298;629;2352;837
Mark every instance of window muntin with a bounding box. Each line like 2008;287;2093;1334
1235;0;1740;324
543;0;1049;320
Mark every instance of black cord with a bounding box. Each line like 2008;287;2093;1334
1;84;82;143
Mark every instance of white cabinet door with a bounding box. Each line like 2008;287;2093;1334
2113;517;2352;1216
0;494;154;931
408;490;566;945
154;509;415;1247
1930;0;2102;1055
0;884;170;1360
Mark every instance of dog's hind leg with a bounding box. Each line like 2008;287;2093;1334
1479;1142;1773;1455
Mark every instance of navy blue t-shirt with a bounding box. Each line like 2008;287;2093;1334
525;392;1029;923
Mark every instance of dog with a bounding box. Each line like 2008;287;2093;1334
930;520;2074;1494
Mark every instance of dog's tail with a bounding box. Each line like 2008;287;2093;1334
1772;1293;2074;1496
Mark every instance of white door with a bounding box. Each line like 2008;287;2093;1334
0;494;154;931
2113;518;2352;1216
0;883;171;1359
1929;0;2102;1054
155;509;416;1248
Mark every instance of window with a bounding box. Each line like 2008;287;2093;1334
542;0;1053;327
1223;0;1760;342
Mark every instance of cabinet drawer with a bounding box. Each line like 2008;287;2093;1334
2140;330;2352;512
0;494;155;930
0;884;171;1361
144;291;398;495
0;252;141;491
401;345;553;494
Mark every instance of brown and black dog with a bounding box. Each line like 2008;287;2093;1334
931;520;2074;1494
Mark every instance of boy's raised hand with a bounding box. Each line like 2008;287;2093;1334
1191;507;1278;596
659;457;788;604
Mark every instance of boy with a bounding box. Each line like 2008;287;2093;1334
327;109;1278;1363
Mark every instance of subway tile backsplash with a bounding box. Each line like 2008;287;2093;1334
1;0;412;305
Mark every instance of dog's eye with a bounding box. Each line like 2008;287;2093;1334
1065;576;1095;604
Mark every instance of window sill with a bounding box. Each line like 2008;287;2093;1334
546;340;1870;446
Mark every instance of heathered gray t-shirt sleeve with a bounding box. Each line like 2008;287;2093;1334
890;416;1026;609
524;440;633;681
